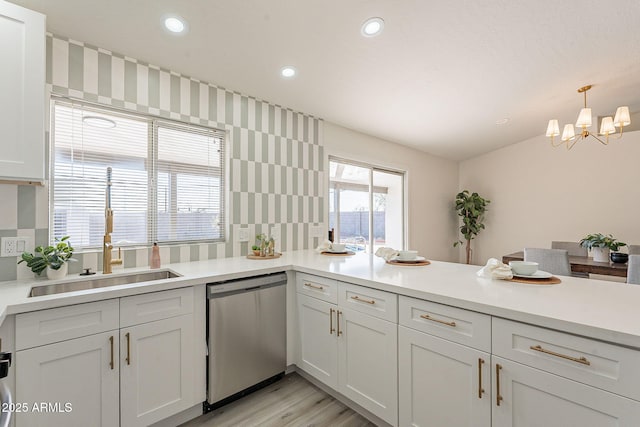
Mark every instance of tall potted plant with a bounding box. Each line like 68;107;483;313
454;190;490;264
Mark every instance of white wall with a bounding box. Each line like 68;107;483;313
459;130;640;266
323;122;460;262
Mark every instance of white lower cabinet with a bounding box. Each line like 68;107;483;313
14;287;204;427
120;315;195;427
492;356;640;426
296;281;398;426
339;307;397;424
398;325;490;427
298;294;338;388
16;331;119;427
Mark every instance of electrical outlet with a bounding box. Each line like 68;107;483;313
237;228;249;242
1;237;29;257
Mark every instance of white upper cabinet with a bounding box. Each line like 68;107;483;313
0;1;45;183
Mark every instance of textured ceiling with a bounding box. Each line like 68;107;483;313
11;0;640;160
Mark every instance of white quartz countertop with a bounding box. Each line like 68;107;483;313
2;249;640;348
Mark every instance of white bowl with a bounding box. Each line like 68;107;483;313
330;243;346;252
509;261;539;276
398;250;418;261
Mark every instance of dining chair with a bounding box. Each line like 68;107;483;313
628;245;640;255
627;255;640;285
524;248;571;276
551;241;588;257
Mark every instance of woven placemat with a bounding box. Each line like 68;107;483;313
386;259;431;266
508;276;561;285
246;253;282;260
321;251;356;256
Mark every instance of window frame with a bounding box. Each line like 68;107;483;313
49;96;227;249
328;156;407;252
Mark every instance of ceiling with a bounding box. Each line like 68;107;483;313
11;0;640;161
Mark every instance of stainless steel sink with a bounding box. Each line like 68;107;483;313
29;270;181;297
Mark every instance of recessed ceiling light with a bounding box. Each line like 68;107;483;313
495;118;510;125
281;66;297;79
83;116;116;129
361;17;384;37
164;16;186;33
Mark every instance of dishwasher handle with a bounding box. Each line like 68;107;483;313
207;273;287;298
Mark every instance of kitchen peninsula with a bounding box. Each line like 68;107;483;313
1;250;639;426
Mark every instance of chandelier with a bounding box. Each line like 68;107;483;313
545;85;631;149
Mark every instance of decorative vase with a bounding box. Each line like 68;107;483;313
46;263;68;280
592;247;610;263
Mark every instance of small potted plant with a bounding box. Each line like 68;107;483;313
579;233;626;263
255;233;267;256
18;236;74;279
251;245;261;256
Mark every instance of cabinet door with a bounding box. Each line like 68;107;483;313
0;1;45;182
492;356;640;427
120;314;195;427
15;331;119;427
338;307;398;426
398;326;490;427
297;293;338;389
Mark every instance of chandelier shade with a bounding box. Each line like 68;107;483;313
546;85;630;149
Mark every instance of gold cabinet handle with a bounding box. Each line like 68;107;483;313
350;295;375;305
530;345;591;366
478;358;485;398
125;332;131;365
336;310;342;336
420;314;456;327
330;308;335;334
496;364;503;406
109;336;114;370
304;282;324;290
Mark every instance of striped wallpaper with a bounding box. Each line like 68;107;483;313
0;33;325;282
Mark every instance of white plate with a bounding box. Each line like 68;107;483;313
394;256;426;263
513;270;552;279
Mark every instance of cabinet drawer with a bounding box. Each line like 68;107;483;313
338;282;397;322
16;299;119;350
120;287;194;327
296;273;338;304
399;296;490;352
493;317;640;400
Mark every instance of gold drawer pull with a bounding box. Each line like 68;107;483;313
478;358;485;398
420;314;456;327
125;332;131;365
351;295;375;305
109;336;114;370
530;345;591;366
329;308;335;334
496;363;503;406
337;310;342;336
304;282;324;290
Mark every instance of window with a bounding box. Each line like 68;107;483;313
329;157;405;252
51;98;225;248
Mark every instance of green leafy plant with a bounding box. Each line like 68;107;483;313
18;236;74;275
579;233;627;252
251;245;260;251
454;190;491;264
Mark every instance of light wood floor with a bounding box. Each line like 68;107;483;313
181;373;377;427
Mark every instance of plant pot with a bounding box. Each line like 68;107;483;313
610;252;629;264
46;263;68;280
252;250;261;256
591;247;610;263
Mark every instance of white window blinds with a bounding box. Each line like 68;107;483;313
51;98;226;248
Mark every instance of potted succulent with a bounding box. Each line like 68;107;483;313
251;245;261;256
579;233;626;263
18;236;74;279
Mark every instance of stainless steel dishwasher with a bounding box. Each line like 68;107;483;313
206;273;286;408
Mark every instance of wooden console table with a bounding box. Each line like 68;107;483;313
502;251;628;278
